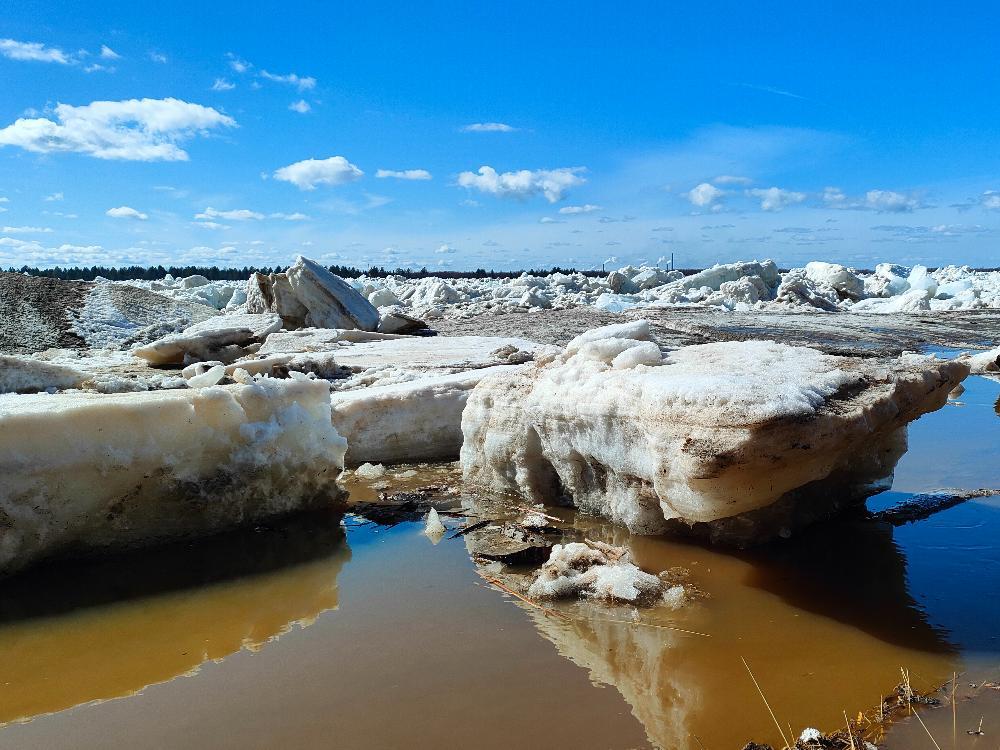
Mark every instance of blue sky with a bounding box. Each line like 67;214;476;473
2;1;999;270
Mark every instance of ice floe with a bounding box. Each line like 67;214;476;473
0;378;347;574
460;321;970;544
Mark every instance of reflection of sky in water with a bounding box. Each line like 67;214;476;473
867;374;1000;656
888;375;1000;492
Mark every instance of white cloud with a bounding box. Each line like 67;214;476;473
99;45;121;60
227;53;251;73
148;51;168;64
981;191;1000;210
288;99;311;114
0;39;71;64
714;175;752;185
43;192;64;202
746;186;806;212
212;78;235;91
822;186;847;206
457;166;585;203
436;244;458;254
686;182;724;208
269;212;309;220
106;206;148;220
539;217;564;224
0;197;8;203
3;225;53;233
0;98;236;161
193;221;229;230
83;63;113;74
195;207;264;221
260;70;316;91
376;168;432;180
864;190;921;213
558;204;602;214
273;156;363;190
462;122;517;133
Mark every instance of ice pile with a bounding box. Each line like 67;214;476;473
114;257;1000;320
527;540;677;604
132;312;283;365
460;321;970;544
0;378;347;574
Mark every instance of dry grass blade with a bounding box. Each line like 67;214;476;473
742;657;791;750
843;710;857;750
912;705;943;750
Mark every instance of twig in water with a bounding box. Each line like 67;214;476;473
478;572;569;621
513;504;563;523
589;616;711;638
447;519;492;539
742;657;791;750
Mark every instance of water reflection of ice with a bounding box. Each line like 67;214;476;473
0;510;350;726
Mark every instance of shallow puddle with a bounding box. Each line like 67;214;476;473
0;376;996;749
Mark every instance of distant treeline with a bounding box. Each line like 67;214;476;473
4;264;623;281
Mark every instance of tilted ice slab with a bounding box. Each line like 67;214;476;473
132;312;283;365
460;322;969;544
286;256;380;331
0;379;347;574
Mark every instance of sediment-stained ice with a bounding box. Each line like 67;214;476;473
460;322;970;543
286;256;380;331
0;378;347;574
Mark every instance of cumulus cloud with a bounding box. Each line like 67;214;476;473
106;206;148;220
195;207;265;221
746;186;806;211
436;243;458;254
559;204;602;214
288;99;311;114
148;51;168;64
43;192;64;202
376;168;432;180
864;189;921;213
0;98;236;161
0;38;71;64
260;70;316;91
462;122;518;133
686;182;725;208
212;78;235;91
457;166;585;203
273;156;363;190
99;45;121;60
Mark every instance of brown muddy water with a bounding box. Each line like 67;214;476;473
0;376;997;749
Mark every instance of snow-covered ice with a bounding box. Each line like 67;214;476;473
527;540;669;603
460;321;970;543
0;378;347;574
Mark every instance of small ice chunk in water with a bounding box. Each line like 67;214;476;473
354;462;387;479
424;507;446;543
